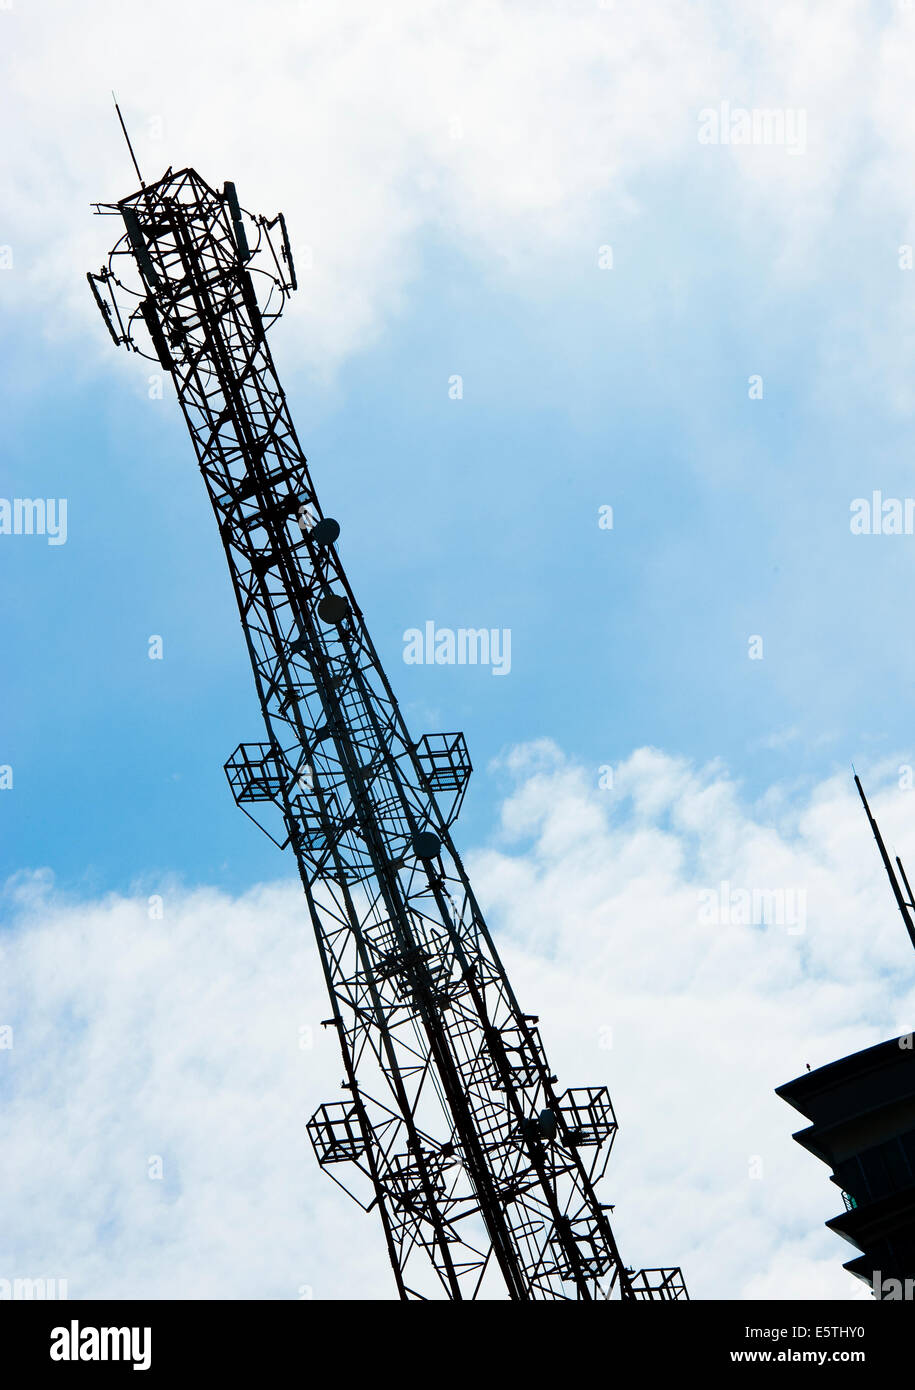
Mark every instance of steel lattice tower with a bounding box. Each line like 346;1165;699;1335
88;161;687;1302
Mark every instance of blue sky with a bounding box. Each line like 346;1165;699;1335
4;155;915;895
3;0;915;1301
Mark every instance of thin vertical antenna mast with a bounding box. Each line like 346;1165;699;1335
112;93;145;188
854;773;915;954
896;856;915;910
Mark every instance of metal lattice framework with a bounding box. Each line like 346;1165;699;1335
87;163;687;1301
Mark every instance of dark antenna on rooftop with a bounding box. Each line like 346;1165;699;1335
112;93;145;189
854;772;915;954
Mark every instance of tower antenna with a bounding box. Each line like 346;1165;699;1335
896;855;915;911
112;93;145;189
854;773;915;954
86;162;687;1302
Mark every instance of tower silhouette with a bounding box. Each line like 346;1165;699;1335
88;161;687;1301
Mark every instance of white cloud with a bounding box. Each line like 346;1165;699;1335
0;0;907;387
472;743;915;1299
0;872;391;1299
2;743;913;1299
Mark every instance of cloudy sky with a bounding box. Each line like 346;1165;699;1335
3;0;915;1300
